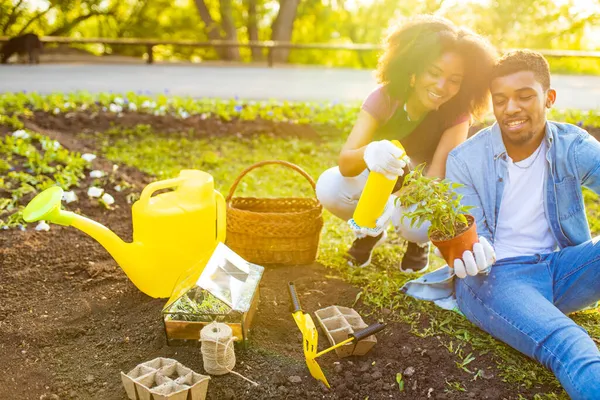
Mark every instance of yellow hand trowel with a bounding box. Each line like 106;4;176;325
288;282;386;388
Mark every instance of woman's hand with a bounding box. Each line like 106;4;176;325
363;140;408;179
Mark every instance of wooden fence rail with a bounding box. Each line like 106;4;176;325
2;36;600;67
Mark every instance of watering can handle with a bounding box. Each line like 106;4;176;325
138;177;185;206
288;282;303;313
215;190;226;242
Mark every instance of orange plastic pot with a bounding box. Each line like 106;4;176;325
431;215;478;267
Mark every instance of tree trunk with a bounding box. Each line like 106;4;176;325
246;0;263;61
193;0;228;59
270;0;300;63
219;0;240;61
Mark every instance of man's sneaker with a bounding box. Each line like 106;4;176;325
400;241;430;273
346;231;388;268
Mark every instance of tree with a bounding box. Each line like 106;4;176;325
193;0;241;60
270;0;301;63
246;0;263;60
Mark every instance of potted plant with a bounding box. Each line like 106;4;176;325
395;164;478;266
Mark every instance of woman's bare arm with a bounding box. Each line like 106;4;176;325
338;110;380;177
426;120;470;178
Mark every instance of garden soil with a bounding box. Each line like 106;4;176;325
0;112;569;400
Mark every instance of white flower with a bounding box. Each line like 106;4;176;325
62;190;78;204
53;108;60;115
101;193;115;205
12;130;29;139
200;113;208;120
90;170;104;178
87;187;104;198
35;221;50;231
41;140;61;151
141;100;156;109
179;110;189;119
81;104;88;111
128;103;137;111
113;97;124;105
81;153;97;162
109;104;123;113
114;185;122;192
64;102;71;108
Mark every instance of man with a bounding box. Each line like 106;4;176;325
404;50;600;399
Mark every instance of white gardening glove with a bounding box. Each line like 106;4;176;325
364;140;409;179
348;195;396;238
452;237;496;279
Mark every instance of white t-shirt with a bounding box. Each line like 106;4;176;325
494;140;558;261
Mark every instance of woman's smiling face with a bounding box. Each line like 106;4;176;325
413;51;465;111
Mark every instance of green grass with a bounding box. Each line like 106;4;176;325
2;92;600;399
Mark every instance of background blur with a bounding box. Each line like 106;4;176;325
2;0;600;73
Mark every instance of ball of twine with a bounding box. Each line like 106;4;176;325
200;322;236;375
199;322;259;386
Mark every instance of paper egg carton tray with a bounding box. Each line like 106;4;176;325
121;357;210;400
314;305;377;358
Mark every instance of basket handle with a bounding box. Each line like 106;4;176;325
226;160;317;202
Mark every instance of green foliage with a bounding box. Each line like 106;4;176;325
445;379;466;393
395;372;404;391
166;288;232;321
396;164;474;240
0;129;88;229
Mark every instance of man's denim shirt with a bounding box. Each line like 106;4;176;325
401;120;600;303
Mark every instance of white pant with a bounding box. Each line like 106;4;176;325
315;166;430;244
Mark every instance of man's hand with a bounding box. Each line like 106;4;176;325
348;196;396;238
453;237;496;279
364;140;409;179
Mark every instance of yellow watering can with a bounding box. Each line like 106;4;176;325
22;170;226;298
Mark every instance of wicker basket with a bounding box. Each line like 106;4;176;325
225;160;324;265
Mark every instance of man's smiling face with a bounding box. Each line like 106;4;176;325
491;70;556;147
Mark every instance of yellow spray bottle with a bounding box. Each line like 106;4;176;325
351;140;406;230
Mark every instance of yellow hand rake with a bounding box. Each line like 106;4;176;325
288;282;386;388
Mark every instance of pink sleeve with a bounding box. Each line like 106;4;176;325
361;86;398;124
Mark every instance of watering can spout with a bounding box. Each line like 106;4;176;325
23;186;142;290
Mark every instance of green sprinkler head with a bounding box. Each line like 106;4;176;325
22;186;75;226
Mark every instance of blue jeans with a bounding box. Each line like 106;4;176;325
456;238;600;400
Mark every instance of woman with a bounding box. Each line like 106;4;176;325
316;15;497;272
